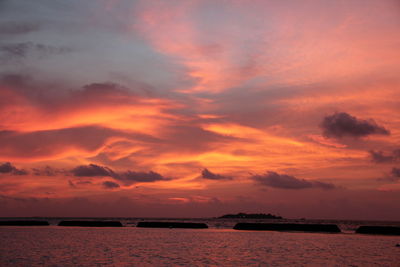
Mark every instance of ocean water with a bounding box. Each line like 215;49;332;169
1;219;400;266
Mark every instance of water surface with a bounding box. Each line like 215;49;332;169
1;226;399;266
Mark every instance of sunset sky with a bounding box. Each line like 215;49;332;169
1;0;400;219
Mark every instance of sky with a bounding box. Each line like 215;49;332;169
0;0;400;219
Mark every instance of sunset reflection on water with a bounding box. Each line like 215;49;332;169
0;227;399;266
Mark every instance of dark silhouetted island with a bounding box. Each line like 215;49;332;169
356;226;400;235
58;220;123;227
0;220;50;226
233;223;341;233
136;221;208;229
219;213;283;219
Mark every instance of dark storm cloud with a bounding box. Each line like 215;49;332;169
71;164;115;177
369;149;400;163
0;22;40;35
320;112;390;138
70;164;169;185
121;171;168;184
201;168;232;180
102;181;120;189
0;162;16;173
0;162;27;175
32;166;67;176
369;150;395;163
0;42;72;62
391;168;400;179
252;171;336;190
379;167;400;183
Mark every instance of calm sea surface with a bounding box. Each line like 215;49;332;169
1;218;400;266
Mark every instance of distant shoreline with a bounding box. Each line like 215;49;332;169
217;212;283;219
1;216;400;223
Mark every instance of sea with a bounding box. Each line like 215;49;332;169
0;217;399;266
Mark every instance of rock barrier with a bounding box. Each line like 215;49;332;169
356;226;400;235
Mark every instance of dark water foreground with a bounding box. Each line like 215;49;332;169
1;227;399;266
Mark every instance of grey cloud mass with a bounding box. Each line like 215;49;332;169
369;149;400;163
201;168;232;180
0;42;72;62
71;164;169;186
0;22;40;35
252;171;336;190
380;167;400;183
32;166;67;176
391;168;400;179
0;162;27;175
320;112;390;138
71;164;114;177
102;181;120;189
121;171;168;184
